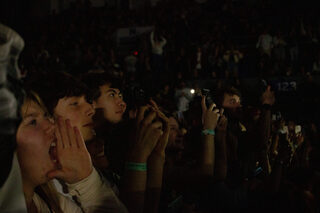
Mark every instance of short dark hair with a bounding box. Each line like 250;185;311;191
24;71;91;115
80;71;123;101
215;86;242;108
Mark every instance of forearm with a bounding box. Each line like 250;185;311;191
258;106;272;173
214;130;228;181
144;154;165;213
201;135;215;177
120;155;147;213
259;105;272;149
67;168;127;213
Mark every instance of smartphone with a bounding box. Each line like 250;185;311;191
201;88;210;97
201;88;213;107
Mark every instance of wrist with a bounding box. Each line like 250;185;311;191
202;129;216;136
128;149;149;163
149;152;166;164
125;162;147;172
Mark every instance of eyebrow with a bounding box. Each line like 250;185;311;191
62;96;82;101
105;88;120;94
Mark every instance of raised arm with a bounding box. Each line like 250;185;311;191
144;101;170;213
200;96;220;177
214;112;228;181
48;118;127;212
258;86;275;174
120;106;163;213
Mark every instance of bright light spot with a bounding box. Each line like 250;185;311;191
190;89;195;94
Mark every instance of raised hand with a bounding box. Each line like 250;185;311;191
261;85;275;106
47;117;92;184
130;106;164;162
149;99;170;158
217;109;228;132
201;95;220;130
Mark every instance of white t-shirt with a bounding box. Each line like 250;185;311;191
150;31;167;55
36;168;128;213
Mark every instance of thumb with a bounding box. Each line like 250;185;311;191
47;169;65;180
157;124;170;151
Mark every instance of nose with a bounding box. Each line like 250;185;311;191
116;96;126;108
84;102;95;117
44;118;55;135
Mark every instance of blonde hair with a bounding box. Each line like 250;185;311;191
22;91;63;213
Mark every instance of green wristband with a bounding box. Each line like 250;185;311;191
202;129;215;136
125;162;147;171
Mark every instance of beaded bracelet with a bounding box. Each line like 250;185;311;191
125;162;147;172
201;129;215;136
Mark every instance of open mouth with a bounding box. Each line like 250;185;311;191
49;140;58;163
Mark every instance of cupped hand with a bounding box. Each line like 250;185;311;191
217;110;228;132
47;118;92;184
149;100;170;158
130;105;164;162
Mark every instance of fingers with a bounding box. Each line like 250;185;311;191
209;103;216;111
136;105;151;127
66;119;77;148
155;119;170;152
140;111;157;138
220;116;228;125
150;99;160;111
220;108;224;115
156;108;169;123
57;117;71;148
75;126;86;150
144;121;164;148
55;123;64;149
142;111;157;127
201;95;207;112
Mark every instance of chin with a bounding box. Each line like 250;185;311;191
110;117;122;124
84;134;95;142
82;129;96;142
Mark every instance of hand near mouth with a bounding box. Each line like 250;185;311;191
47;117;93;184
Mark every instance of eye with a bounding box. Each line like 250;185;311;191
28;119;37;126
70;102;78;106
109;93;115;97
119;93;123;99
